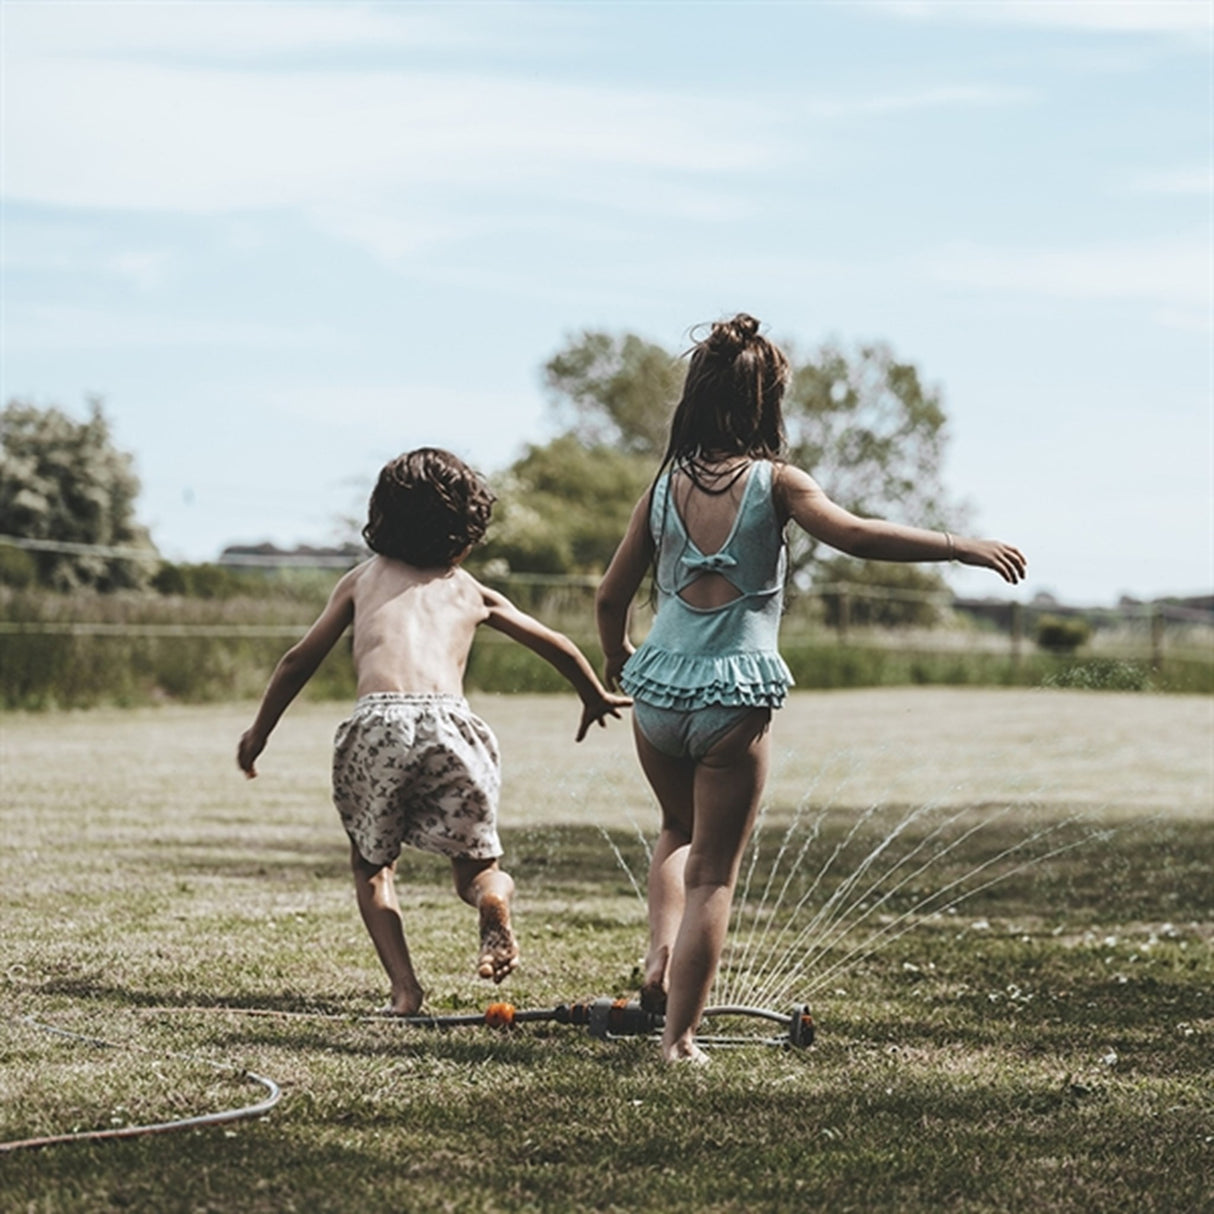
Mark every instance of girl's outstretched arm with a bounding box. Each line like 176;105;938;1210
777;464;1027;585
596;491;655;689
238;566;359;776
479;585;631;740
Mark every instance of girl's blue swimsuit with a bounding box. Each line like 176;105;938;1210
620;459;794;713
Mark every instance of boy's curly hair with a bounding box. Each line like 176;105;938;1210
362;448;495;568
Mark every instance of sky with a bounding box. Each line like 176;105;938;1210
2;0;1210;606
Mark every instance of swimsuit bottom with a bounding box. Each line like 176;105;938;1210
632;700;771;762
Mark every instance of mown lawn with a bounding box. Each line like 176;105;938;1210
2;692;1210;1212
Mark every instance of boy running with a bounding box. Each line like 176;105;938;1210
238;448;629;1014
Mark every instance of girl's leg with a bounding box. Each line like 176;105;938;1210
452;858;519;983
633;718;696;1012
662;710;770;1062
349;843;425;1015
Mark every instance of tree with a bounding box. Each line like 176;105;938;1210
782;340;963;577
0;397;157;590
543;331;682;458
492;329;964;580
476;435;652;575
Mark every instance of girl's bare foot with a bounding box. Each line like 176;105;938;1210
640;945;669;1014
662;1040;709;1065
476;893;519;983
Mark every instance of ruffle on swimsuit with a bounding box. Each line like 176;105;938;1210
622;648;792;710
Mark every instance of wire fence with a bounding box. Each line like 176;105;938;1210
2;534;1211;704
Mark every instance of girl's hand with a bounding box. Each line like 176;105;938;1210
576;692;633;742
603;645;634;692
956;537;1028;585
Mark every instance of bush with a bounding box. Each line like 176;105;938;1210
1035;613;1091;653
152;562;265;599
0;544;36;589
1042;659;1152;692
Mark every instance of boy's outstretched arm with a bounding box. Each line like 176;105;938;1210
479;584;631;740
237;568;358;776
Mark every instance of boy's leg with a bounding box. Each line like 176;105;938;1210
662;709;770;1062
452;858;519;983
350;843;425;1015
634;718;696;1013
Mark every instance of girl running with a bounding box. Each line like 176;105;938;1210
595;314;1026;1061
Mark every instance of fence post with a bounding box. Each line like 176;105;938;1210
837;589;850;643
1010;601;1023;670
1151;606;1164;671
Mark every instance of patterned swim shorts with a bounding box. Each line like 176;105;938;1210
332;693;502;867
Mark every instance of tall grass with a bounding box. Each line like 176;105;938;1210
2;585;1209;710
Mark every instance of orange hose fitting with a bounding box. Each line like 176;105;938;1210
484;1002;515;1029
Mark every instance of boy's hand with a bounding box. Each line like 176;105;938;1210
237;729;267;778
575;692;632;742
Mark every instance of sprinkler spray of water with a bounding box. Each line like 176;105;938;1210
601;759;1110;1018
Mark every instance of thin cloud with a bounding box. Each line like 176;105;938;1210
1127;167;1213;196
926;233;1209;315
802;83;1037;118
4;1;565;62
5;57;775;208
255;380;547;473
8;303;345;353
2;215;174;290
879;1;1210;35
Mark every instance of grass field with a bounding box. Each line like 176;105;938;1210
2;689;1211;1212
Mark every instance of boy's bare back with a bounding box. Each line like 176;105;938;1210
345;557;490;696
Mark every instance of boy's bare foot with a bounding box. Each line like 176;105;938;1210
640;946;669;1014
476;893;519;984
380;983;425;1016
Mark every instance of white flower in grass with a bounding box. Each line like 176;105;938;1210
1100;1048;1118;1067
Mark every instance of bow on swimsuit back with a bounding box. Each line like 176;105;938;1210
667;464;753;608
655;461;785;610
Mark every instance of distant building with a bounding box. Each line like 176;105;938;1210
218;542;365;570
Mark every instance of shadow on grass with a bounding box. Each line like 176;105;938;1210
135;823;654;898
104;813;1214;926
29;976;353;1017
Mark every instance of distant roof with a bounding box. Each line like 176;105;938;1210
218;542;365;569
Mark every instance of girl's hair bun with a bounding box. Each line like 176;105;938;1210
706;312;761;355
666;310;789;467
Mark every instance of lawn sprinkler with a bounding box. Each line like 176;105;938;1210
392;998;815;1049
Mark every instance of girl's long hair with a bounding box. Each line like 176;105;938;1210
643;314;791;602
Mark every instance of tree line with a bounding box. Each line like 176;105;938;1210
2;328;960;605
